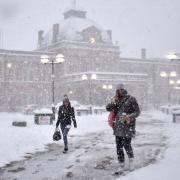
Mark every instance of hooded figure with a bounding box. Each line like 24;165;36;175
106;83;140;169
56;95;77;153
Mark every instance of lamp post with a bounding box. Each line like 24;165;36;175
173;80;180;104
82;73;97;114
40;54;65;120
6;62;12;111
160;71;177;106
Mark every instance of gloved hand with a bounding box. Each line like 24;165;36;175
121;114;130;124
73;121;77;128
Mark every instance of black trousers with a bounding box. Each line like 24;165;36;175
115;136;134;163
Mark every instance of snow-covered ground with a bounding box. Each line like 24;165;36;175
0;110;180;180
118;112;180;180
0;112;109;167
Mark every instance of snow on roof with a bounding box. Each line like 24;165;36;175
43;17;111;45
62;71;148;77
169;105;180;110
172;110;180;114
160;105;180;109
60;17;107;37
34;108;52;114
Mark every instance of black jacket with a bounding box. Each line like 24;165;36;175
56;105;76;128
106;94;140;137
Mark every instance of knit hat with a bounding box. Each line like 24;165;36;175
63;94;69;103
116;83;125;90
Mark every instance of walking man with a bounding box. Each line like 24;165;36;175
106;83;140;171
56;95;77;153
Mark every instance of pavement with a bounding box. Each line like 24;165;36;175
0;112;168;180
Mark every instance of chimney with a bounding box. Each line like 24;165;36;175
52;24;59;43
141;48;146;59
107;30;112;41
38;30;44;48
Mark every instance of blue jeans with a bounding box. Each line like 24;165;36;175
61;126;70;149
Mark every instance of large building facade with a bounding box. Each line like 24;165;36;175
0;4;180;112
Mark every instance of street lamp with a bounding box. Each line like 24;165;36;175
108;84;113;89
40;54;65;120
89;37;96;44
177;80;180;85
169;80;175;85
102;84;113;90
6;62;12;111
7;63;12;68
166;52;177;61
91;73;97;80
160;71;177;106
81;73;97;114
174;80;180;91
102;84;107;89
82;74;88;80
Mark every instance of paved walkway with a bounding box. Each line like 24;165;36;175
0;112;168;180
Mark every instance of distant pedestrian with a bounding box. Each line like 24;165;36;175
55;95;77;153
106;83;140;170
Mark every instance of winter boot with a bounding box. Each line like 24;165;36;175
114;162;125;175
119;162;125;169
63;147;68;153
118;155;124;164
128;158;134;170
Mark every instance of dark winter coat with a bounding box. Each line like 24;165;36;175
56;104;76;129
106;93;140;137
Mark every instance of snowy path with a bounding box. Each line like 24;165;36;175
0;112;168;180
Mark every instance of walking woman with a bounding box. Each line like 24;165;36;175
56;95;77;153
106;83;140;172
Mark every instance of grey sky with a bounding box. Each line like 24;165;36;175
0;0;180;58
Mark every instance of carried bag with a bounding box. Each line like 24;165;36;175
108;111;116;128
53;130;62;141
